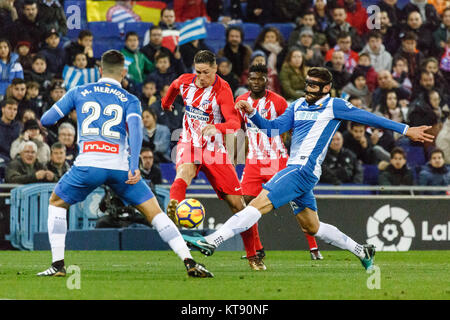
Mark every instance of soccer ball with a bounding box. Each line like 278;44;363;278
176;198;205;228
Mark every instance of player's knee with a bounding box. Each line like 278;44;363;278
304;223;319;235
49;192;70;209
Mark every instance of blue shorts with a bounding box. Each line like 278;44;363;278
55;166;154;206
262;165;318;214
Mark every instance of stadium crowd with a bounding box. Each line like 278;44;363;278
0;0;449;194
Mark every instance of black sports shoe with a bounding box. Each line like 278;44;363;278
240;248;267;260
184;258;214;278
37;260;66;277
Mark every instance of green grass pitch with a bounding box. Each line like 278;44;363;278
0;250;448;300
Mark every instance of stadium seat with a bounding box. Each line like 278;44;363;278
124;22;153;40
92;39;123;59
160;163;176;184
88;22;121;39
204;39;225;54
363;164;379;185
205;22;226;40
265;23;296;41
241;23;262;44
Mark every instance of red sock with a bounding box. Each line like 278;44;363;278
170;178;188;202
240;224;258;258
304;233;318;251
253;222;264;251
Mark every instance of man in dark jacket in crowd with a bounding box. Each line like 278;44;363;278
37;0;67;37
11;0;43;53
320;131;363;185
46;142;70;182
0;99;21;163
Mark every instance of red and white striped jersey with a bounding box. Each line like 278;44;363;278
236;90;289;160
162;73;240;152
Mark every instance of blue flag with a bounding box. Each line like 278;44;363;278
178;17;207;46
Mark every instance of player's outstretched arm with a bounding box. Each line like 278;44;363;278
40;88;76;126
405;126;435;143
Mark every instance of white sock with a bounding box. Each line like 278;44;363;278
314;222;365;259
152;213;193;261
204;206;262;248
47;205;67;263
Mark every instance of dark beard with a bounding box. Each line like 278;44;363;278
305;91;325;104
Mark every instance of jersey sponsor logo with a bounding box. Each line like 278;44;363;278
186;105;210;122
83;141;119;154
295;111;319;121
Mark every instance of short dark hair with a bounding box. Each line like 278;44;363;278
140;147;153;154
337;31;351;40
73;52;87;62
390;147;406;159
430;148;444;158
350;121;365;129
160;7;174;17
0;98;18;108
155;52;170;62
78;30;93;40
125;31;139;41
11;78;26;86
101;50;125;74
32;54;46;64
307;67;332;83
368;30;383;40
249;63;268;75
194;50;216;66
226;25;244;42
149;25;162;34
51;142;66;151
142;108;157;120
23;0;37;7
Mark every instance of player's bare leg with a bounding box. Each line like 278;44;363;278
224;194;265;270
136;196;213;278
293;210;323;260
167;163;198;225
37;192;69;277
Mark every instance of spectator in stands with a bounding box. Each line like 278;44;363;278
0;39;23;99
7;78;37;120
64;30;96;68
10;118;50;164
436;115;450;164
179;39;211;71
217;25;252;79
62;53;100;90
46;142;70;182
410;70;438;102
37;0;67;37
42;80;65;114
273;0;310;23
174;0;209;22
206;0;244;23
121;31;155;89
376;0;403;27
288;10;328;54
342;68;372;107
245;0;274;25
144;8;179;51
279;49;308;102
392;56;413;92
377;10;401;55
11;0;43;53
371;70;411;110
216;57;239;94
289;28;324;67
146;52;184;92
325;31;359;73
336;0;368;36
326;6;363;52
402;0;440;32
15;41;32;72
408;89;443;133
360;31;393;73
140;80;158;109
401;10;437;58
0;0;18;40
149;84;184;135
24;54;54;93
325;50;351;97
394;31;424;81
433;8;450;56
25;81;44;117
253;27;287;73
421;57;448;97
0;98;20;163
38;28;66;77
343;122;378;164
57;122;77;165
240;50;282;94
312;0;332;33
320;131;363;185
139;147;162;192
5;140;54;183
20;108;36;126
418;148;450;194
378;147;414;194
374;90;405;124
142;108;171;163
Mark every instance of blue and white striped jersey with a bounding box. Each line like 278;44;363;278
51;78;142;171
249;94;409;179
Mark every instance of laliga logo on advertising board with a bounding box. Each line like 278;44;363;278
366;205;415;251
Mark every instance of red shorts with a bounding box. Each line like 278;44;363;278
176;141;243;200
241;157;288;197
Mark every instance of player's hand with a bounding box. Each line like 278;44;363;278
406;126;435;143
235;100;254;115
165;104;174;111
202;124;217;137
126;169;141;185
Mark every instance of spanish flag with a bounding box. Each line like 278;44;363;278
86;0;166;24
